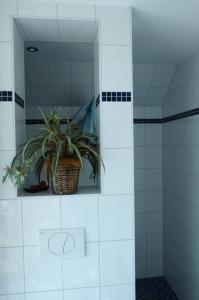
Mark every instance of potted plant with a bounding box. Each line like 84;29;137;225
2;110;103;195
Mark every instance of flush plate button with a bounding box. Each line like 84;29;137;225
39;228;85;259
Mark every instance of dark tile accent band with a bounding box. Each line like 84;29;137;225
134;108;199;124
162;107;199;122
102;91;131;102
134;118;162;124
15;93;24;109
0;91;12;102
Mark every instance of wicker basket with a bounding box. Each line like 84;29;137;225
46;158;81;195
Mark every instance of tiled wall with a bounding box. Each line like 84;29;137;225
162;51;199;300
133;64;175;106
25;43;94;107
0;2;134;300
134;107;163;279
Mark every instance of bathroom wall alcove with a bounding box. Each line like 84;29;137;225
13;17;101;197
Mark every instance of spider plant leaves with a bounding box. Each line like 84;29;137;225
3;108;103;189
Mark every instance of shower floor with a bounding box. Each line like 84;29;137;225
136;277;179;300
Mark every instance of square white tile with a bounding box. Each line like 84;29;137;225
57;3;95;19
72;63;93;86
136;257;146;279
18;2;56;17
134;146;145;169
61;195;99;242
100;240;133;285
0;102;14;150
63;242;99;289
0;42;12;90
146;169;162;190
102;102;132;148
135;214;146;235
135;191;146;213
0;151;16;200
0;2;17;42
152;65;175;87
0;247;24;294
134;124;145;146
134;87;150;106
146;146;162;169
146;191;162;213
99;195;133;241
24;246;62;292
135;235;146;258
134;64;156;87
22;197;61;245
146;213;162;235
101;45;132;91
0;199;23;247
0;295;24;300
145;125;162;146
64;288;100;300
147;256;163;277
102;149;133;194
101;285;134;300
96;6;131;45
26;291;62;300
50;62;71;86
134;169;145;192
147;235;163;256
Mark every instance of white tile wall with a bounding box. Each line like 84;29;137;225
0;102;14;150
102;102;132;148
64;288;100;300
18;2;56;17
162;49;199;299
0;2;17;42
57;3;95;19
61;195;99;242
0;3;134;300
99;195;133;241
24;246;62;292
0;247;24;294
63;242;99;289
0;200;23;247
101;285;134;300
22;197;61;245
133;64;175;107
26;291;62;300
102;148;133;194
100;240;133;285
0;42;12;90
101;45;132;91
96;6;131;45
134;107;163;279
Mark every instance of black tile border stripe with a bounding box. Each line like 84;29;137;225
0;91;12;102
134;108;199;124
134;118;162;124
102;91;131;102
15;93;24;109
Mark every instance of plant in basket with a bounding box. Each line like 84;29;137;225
2;109;103;195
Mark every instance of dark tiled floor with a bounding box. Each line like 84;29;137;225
136;277;179;300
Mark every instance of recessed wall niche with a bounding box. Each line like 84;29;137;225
13;17;100;195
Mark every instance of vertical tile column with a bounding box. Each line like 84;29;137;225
97;6;135;300
0;2;17;199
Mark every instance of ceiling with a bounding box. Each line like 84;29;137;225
132;0;199;65
15;18;97;43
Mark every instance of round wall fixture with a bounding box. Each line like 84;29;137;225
26;46;38;53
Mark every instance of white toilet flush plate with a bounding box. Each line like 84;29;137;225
39;228;85;259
